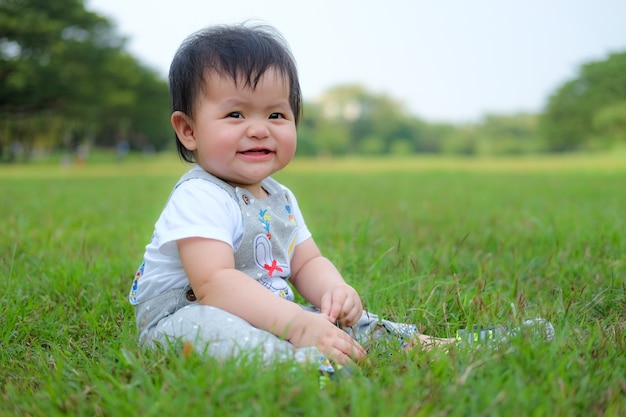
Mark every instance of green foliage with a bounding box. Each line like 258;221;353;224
302;84;454;156
1;155;625;416
474;113;542;155
301;86;543;157
1;1;624;160
540;51;626;151
0;0;170;159
0;0;115;112
593;101;626;144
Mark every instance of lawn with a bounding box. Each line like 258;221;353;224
1;153;624;416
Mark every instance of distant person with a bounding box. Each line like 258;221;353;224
116;140;130;161
128;23;456;376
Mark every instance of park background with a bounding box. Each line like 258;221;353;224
1;1;625;416
2;0;626;161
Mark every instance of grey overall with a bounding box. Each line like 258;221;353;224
134;170;420;369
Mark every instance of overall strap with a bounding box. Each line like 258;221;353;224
257;176;286;199
173;168;238;201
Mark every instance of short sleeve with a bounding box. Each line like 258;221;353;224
155;179;243;256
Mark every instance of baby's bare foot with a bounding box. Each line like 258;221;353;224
404;334;456;351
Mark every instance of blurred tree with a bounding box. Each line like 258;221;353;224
92;51;170;151
440;124;478;155
314;84;437;154
592;101;626;145
474;113;540;154
539;51;626;151
297;101;351;155
0;0;170;160
420;122;456;154
0;0;120;114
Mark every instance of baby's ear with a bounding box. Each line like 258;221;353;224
171;111;197;151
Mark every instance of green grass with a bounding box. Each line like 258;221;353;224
1;154;625;416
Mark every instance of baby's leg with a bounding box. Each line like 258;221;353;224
402;333;457;351
150;303;327;365
344;310;455;351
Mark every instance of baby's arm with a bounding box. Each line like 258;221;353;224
177;236;365;363
290;238;363;327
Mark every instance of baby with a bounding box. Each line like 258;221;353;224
129;23;453;373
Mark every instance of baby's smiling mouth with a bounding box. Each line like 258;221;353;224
240;149;271;155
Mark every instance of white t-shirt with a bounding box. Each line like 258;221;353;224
130;166;311;305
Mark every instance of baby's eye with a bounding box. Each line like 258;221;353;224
227;112;243;119
269;113;285;119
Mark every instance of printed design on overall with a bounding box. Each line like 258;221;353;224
254;233;293;299
256;208;283;277
252;204;298;301
259;209;272;239
386;322;419;349
129;261;145;304
285;204;297;225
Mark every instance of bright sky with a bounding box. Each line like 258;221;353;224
87;0;626;123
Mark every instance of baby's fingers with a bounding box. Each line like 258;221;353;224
326;339;365;365
319;292;334;322
321;292;345;323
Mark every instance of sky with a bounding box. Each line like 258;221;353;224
87;0;626;123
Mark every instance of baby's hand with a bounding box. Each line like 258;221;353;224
287;311;366;364
320;283;363;327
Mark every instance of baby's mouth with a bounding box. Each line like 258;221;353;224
240;149;271;155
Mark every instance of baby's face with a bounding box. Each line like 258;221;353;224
187;68;297;197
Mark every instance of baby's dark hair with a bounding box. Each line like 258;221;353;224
169;23;302;163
